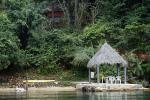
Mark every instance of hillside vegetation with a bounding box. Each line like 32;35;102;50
0;0;150;86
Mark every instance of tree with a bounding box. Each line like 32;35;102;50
6;0;48;49
0;12;20;70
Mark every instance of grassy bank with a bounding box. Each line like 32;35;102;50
0;67;88;88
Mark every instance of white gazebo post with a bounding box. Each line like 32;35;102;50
124;65;127;84
89;68;91;83
97;65;100;83
117;63;120;76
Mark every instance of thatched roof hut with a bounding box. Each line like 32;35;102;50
87;43;128;84
87;43;127;68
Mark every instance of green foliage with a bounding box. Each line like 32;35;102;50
0;54;10;70
81;0;150;82
0;0;149;83
115;23;150;53
37;64;61;75
6;0;48;49
72;47;95;67
0;12;20;70
59;67;88;81
83;20;108;46
126;53;143;77
141;62;150;80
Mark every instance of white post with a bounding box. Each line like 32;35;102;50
89;68;91;83
124;66;127;84
97;65;100;83
117;63;120;76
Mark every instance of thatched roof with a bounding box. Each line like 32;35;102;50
87;43;127;68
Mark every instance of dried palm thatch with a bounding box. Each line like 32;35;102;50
87;43;127;68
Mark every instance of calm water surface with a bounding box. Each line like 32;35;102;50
0;90;150;100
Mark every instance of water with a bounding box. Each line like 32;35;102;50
0;90;150;100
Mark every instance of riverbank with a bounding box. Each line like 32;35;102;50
0;86;76;92
0;86;150;92
0;68;87;88
0;69;149;92
0;86;150;93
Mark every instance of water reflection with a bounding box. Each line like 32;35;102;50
79;91;148;100
0;90;149;100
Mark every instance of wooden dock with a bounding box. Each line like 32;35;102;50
76;83;143;92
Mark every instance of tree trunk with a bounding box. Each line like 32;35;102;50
74;0;78;29
58;0;71;27
1;0;5;9
64;1;71;26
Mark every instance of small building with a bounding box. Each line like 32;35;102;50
87;42;128;84
76;43;143;91
44;2;65;28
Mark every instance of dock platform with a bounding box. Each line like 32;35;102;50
76;83;143;92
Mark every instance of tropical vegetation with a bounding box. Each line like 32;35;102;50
0;0;149;86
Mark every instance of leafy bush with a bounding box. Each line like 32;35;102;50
72;47;95;67
37;64;61;75
0;12;20;70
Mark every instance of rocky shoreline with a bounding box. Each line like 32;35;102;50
0;87;76;92
0;86;149;93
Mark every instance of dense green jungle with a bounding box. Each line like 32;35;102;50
0;0;150;87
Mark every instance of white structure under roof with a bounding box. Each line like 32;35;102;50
87;43;128;84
